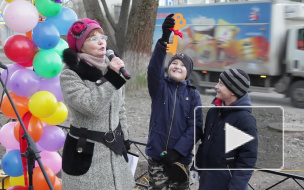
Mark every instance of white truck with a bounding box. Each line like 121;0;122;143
154;0;304;108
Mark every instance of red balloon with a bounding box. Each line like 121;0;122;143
17;59;34;67
7;186;28;190
4;35;38;63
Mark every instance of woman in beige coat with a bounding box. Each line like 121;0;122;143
60;18;135;190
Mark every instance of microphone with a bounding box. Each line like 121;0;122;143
0;62;7;70
106;49;131;80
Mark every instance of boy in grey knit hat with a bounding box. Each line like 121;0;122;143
195;68;258;190
217;68;251;105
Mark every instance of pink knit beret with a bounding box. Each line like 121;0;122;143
67;18;103;52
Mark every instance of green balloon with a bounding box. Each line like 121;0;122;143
33;50;63;78
40;38;68;59
35;0;63;17
53;38;69;58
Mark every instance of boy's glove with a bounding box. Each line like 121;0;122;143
161;13;175;43
160;150;181;165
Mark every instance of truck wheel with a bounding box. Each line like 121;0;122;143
189;71;205;94
290;81;304;108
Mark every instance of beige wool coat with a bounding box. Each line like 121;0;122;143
60;67;135;190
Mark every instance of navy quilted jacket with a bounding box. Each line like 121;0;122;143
145;40;203;164
196;94;258;190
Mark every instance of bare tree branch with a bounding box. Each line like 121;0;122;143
100;0;116;31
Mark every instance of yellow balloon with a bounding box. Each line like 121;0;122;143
41;102;68;125
0;176;10;189
9;174;28;186
29;91;58;118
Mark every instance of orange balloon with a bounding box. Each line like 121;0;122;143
1;91;29;119
14;113;43;142
33;166;56;190
53;176;62;190
25;31;32;40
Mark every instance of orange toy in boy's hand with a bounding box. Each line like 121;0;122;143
166;13;186;55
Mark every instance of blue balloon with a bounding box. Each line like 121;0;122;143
1;149;23;177
45;7;78;35
32;21;60;49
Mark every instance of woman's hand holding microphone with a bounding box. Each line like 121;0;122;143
109;57;125;74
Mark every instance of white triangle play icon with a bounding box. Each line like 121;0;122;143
225;123;255;154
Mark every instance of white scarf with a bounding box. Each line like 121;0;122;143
78;53;108;74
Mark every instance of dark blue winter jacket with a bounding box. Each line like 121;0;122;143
195;94;258;190
145;40;203;164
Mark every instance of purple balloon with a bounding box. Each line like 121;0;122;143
0;122;20;149
1;64;25;90
37;125;66;152
10;69;40;97
39;75;64;102
35;142;46;151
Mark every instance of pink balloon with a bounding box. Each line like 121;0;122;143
3;1;39;33
10;69;40;97
39;75;64;102
6;148;19;153
1;64;25;90
35;151;62;174
37;125;66;151
0;122;20;149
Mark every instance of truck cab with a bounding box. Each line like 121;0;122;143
283;26;304;107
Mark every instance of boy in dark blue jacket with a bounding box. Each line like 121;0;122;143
195;69;258;190
145;13;203;189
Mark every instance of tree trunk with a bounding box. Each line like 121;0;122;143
115;0;131;55
123;0;158;90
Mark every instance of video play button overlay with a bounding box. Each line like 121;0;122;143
225;123;255;154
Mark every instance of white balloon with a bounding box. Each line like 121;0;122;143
3;1;39;33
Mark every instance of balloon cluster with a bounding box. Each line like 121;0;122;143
0;0;78;189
